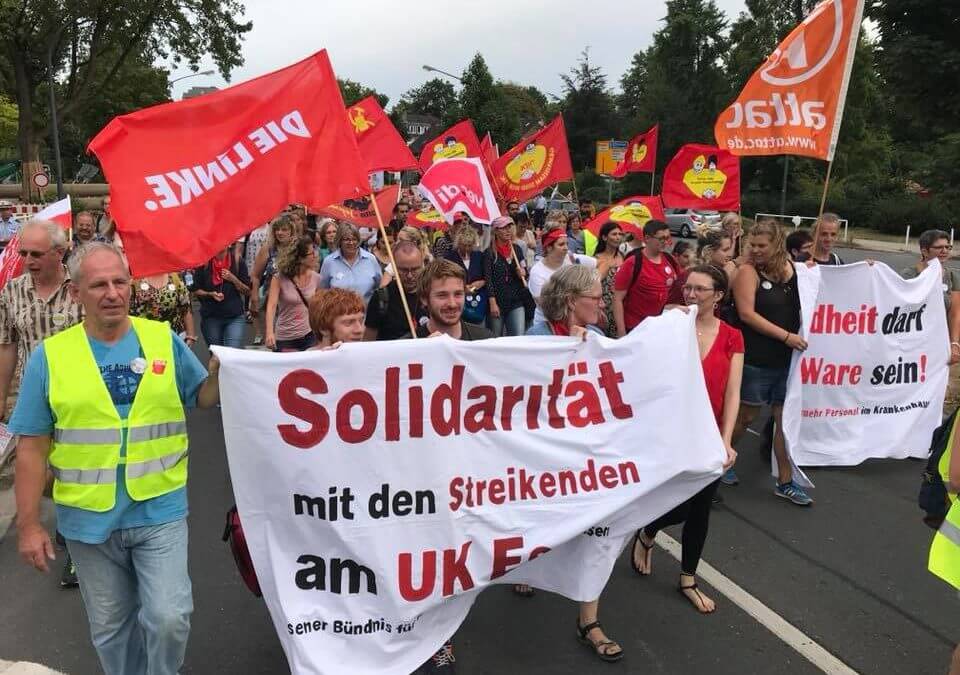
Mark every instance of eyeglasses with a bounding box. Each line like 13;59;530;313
397;266;422;275
578;294;603;302
18;248;51;258
651;235;672;243
929;245;952;252
682;284;716;294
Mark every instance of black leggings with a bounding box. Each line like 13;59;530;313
642;480;719;576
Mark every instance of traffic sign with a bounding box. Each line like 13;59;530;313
32;171;50;189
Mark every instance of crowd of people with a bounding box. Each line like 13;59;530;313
2;191;958;674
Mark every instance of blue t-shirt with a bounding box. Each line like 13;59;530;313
9;327;209;544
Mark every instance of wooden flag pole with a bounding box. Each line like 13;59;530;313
816;160;835;222
369;190;417;338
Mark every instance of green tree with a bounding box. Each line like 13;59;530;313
0;95;16;156
338;79;388;108
560;49;622;171
0;0;250;200
396;78;458;125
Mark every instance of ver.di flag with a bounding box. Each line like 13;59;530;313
582;195;665;256
782;260;948;466
213;308;724;675
0;196;72;290
610;125;659;178
418;120;483;173
662;144;740;211
88;50;369;276
347;96;419;173
714;0;866;161
315;185;401;229
418;157;501;225
492;116;574;203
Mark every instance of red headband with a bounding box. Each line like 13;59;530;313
542;229;566;250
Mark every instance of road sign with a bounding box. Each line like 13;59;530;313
595;140;627;176
32;171;49;189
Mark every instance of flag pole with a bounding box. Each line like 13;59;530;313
369;190;417;338
649;170;655;197
816;160;834;222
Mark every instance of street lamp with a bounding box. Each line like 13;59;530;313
422;64;462;83
170;69;215;85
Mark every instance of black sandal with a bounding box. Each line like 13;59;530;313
630;530;653;576
512;584;535;597
677;581;716;614
576;619;624;663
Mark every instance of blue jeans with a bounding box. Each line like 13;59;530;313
488;305;526;336
67;519;192;675
200;314;245;349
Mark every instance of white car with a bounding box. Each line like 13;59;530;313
665;209;721;239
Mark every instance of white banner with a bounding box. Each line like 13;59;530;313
214;309;724;675
783;260;949;466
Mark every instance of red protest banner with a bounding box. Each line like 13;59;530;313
347;96;418;172
88;50;369;276
610;125;659;177
661;144;741;211
315;185;400;228
418;120;483;173
492;116;573;203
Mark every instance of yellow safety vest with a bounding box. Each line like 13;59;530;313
45;316;189;512
929;415;960;590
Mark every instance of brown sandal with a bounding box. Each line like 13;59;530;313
576;619;624;662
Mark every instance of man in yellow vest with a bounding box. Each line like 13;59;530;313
930;415;960;674
12;242;220;675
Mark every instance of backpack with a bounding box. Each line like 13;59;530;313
624;248;682;308
919;408;959;530
222;506;262;597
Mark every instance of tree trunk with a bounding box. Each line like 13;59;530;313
11;48;42;203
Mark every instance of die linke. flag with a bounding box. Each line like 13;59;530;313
662;144;741;212
714;0;865;161
418;120;483;173
418;157;501;225
582;195;665;255
88;50;369;277
0;196;72;291
315;185;400;228
492;116;573;203
347;96;418;172
609;125;659;178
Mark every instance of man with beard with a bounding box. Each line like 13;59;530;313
364;241;426;341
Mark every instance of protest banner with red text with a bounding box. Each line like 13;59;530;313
492;116;573;203
214;309;724;675
609;125;658;178
315;185;401;228
783;260;948;466
417;158;501;225
347;96;419;173
88;50;369;276
715;0;865;161
0;196;72;290
418;120;483;173
662;144;740;211
582;195;665;255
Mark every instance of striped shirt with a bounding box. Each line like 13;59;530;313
0;269;83;369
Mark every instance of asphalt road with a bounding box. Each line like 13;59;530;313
0;245;957;675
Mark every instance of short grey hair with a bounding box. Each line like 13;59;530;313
335;222;360;247
67;241;128;283
820;212;841;225
21;219;68;250
453;225;478;249
919;229;950;251
539;265;599;322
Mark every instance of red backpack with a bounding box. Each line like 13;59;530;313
222;506;262;597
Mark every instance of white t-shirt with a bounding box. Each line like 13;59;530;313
529;254;597;324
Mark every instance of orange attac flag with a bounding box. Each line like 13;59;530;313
610;125;658;178
418;120;483;173
662;144;740;211
582;195;665;255
347;96;418;172
492;116;573;203
715;0;865;161
88;50;369;277
315;185;400;228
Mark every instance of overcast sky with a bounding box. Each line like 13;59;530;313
171;0;748;105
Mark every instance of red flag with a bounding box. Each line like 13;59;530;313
406;206;448;231
583;195;666;245
492;116;573;203
417;158;501;225
479;132;498;166
347;96;418;172
0;197;73;291
314;185;400;228
418;120;483;173
88;50;369;276
662;144;741;211
610;125;659;178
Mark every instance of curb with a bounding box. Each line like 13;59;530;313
0;481;15;542
0;661;67;675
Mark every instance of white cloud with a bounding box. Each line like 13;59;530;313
171;0;749;105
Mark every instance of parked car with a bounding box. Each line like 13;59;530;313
545;198;578;216
664;208;722;239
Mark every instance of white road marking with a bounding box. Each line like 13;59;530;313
656;532;859;675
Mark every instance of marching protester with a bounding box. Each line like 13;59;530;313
242;223;270;287
579;198;595;223
432;218;459;259
382;226;433;287
441;225;487;325
731;219;811;505
632;264;742;614
514;212;538;269
308;288;366;347
785;230;814;262
249;214;296;346
532;191;547;228
483;216;529;337
364;241;426;341
192;245;251;350
414;258;493;340
265;235;321;351
0;219;83;587
524;265;623;663
372;230;394;276
96;195;113;236
810;213;844;266
528;222;596;325
72;211;106;249
0;199;21;252
721;212;744;259
129;271;196;349
319;222;382;305
594;222;625;337
672;240;695;273
315;218;338;263
900;229;960;368
12;242;220;675
612;219;682;337
566;211;586;255
697;229;738;284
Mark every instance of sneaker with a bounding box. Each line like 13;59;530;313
252;335;264;346
60;554;79;588
423;641;456;672
775;481;813;506
720;468;739;486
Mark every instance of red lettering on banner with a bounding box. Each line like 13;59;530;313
430;365;465;436
799;357;862;386
441;541;475;596
598;362;633;419
336;390;378;443
398;550;435;601
809;304;878;334
277;369;329;448
491;536;524;580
